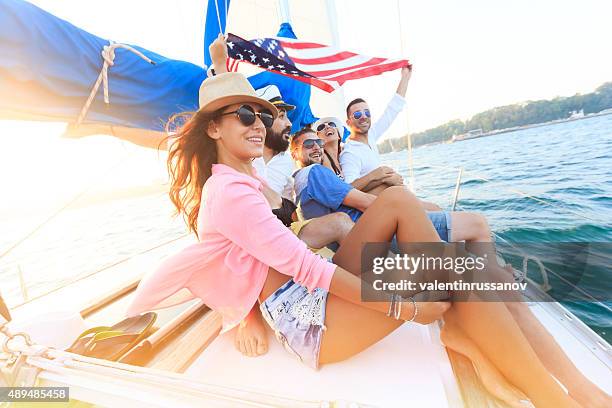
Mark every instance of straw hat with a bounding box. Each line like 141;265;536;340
198;72;279;118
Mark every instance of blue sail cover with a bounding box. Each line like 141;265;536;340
0;0;206;131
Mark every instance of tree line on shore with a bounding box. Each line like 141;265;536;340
378;81;612;154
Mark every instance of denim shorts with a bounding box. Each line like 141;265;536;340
259;280;328;370
427;211;452;242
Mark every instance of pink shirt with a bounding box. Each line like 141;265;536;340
127;164;337;332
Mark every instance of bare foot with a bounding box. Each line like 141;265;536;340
234;316;268;357
569;380;612;408
441;322;534;408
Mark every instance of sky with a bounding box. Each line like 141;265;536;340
1;0;611;212
4;0;611;135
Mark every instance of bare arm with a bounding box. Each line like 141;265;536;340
351;173;387;192
342;189;377;212
350;166;396;192
209;34;228;74
396;66;412;97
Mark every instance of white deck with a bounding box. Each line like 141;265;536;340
186;323;461;407
185;302;612;407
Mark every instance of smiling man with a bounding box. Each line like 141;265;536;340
340;66;412;189
251;84;296;200
291;128;498;248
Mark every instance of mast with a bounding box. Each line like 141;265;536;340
277;0;291;24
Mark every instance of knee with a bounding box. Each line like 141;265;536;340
330;212;354;241
379;186;419;210
473;213;490;235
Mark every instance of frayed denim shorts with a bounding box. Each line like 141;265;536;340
427;211;452;242
259;280;328;370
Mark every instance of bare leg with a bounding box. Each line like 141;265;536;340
452;212;611;406
441;310;530;406
326;188;577;407
297;212;354;248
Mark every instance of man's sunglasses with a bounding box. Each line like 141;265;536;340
218;105;274;128
352;109;371;120
316;122;337;132
302;139;325;149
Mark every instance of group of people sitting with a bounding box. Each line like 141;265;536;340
126;35;609;407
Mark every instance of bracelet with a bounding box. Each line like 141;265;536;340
386;293;396;317
394;295;402;320
406;297;418;322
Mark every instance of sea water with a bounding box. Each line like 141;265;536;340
383;114;612;341
0;115;610;341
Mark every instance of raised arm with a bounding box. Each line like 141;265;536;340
209;33;228;74
396;66;412;98
368;67;411;143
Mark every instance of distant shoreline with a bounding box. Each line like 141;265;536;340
382;110;612;152
449;110;612;144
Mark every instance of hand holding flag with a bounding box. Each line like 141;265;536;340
226;33;411;93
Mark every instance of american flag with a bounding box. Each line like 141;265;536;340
226;33;410;93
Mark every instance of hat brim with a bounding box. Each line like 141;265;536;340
199;95;279;119
274;102;296;111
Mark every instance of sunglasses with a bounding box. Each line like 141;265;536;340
316;122;337;132
352;109;371;120
219;105;274;128
302;139;325;149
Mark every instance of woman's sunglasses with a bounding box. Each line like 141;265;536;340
219;105;274;128
352;109;371;120
302;139;325;149
316;122;337;132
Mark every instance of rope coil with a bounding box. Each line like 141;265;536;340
75;41;155;126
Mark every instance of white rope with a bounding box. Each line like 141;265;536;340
212;0;229;38
75;41;155;126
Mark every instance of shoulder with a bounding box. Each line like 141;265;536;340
207;166;262;203
339;143;362;160
276;151;296;171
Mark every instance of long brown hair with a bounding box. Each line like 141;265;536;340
166;109;218;237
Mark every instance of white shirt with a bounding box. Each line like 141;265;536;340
252;150;296;200
339;93;406;183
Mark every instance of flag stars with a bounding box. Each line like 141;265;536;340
227;42;234;50
268;65;275;70
262;58;270;63
250;54;257;62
